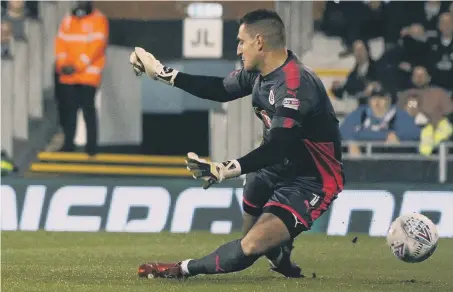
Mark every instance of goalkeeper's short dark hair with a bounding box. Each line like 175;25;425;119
239;9;286;49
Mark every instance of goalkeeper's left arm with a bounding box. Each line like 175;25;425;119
186;126;299;189
130;47;256;103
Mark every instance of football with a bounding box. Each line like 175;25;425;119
386;213;439;263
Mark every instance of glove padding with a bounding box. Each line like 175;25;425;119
186;152;242;189
129;51;144;76
129;47;178;86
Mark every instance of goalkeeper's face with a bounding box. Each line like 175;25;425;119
237;24;263;72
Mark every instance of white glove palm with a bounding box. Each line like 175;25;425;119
185;152;242;189
129;47;178;86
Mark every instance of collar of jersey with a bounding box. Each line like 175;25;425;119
261;49;294;81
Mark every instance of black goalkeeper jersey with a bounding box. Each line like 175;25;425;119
223;50;344;194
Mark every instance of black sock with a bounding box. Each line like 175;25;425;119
265;239;293;265
265;246;282;262
187;239;260;276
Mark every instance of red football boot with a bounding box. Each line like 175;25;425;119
137;262;185;279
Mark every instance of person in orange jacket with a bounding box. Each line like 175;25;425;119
55;1;108;155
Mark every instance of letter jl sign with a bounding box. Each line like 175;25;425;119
192;29;214;47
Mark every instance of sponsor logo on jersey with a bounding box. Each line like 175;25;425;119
282;98;300;110
310;194;320;207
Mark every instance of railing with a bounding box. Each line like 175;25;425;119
341;141;453;159
342;141;453;184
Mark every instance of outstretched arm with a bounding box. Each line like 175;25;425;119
131;47;257;102
173;73;234;102
174;68;257;102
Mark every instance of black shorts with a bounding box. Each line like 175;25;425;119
242;169;339;239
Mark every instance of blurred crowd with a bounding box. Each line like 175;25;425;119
2;1;452;161
1;0;36;57
322;1;453;156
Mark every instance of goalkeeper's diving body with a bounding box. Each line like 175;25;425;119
131;9;345;279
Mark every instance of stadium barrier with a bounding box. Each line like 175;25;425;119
13;39;29;141
342;141;453;184
1;177;452;238
26;18;44;120
40;1;58;90
1;56;14;155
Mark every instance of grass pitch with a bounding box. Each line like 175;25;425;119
2;231;452;292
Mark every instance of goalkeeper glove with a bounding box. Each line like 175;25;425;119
185;152;242;189
129;47;178;86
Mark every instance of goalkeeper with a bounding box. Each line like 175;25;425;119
131;9;345;279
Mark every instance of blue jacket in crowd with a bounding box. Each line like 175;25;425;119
340;105;421;141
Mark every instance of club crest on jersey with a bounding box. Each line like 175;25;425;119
283;98;300;110
269;89;275;105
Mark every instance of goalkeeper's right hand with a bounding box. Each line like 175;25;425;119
129;47;179;86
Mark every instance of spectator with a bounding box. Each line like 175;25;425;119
1;0;26;40
399;87;452;126
398;92;429;127
403;1;450;39
336;1;403;57
340;87;421;155
427;13;453;91
380;1;410;49
319;1;346;38
331;40;379;105
402;66;432;91
1;0;38;18
1;20;12;57
336;1;366;57
397;88;453;157
336;2;382;57
55;1;108;155
402;88;453;156
397;24;430;89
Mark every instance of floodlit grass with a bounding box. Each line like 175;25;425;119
2;231;452;292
